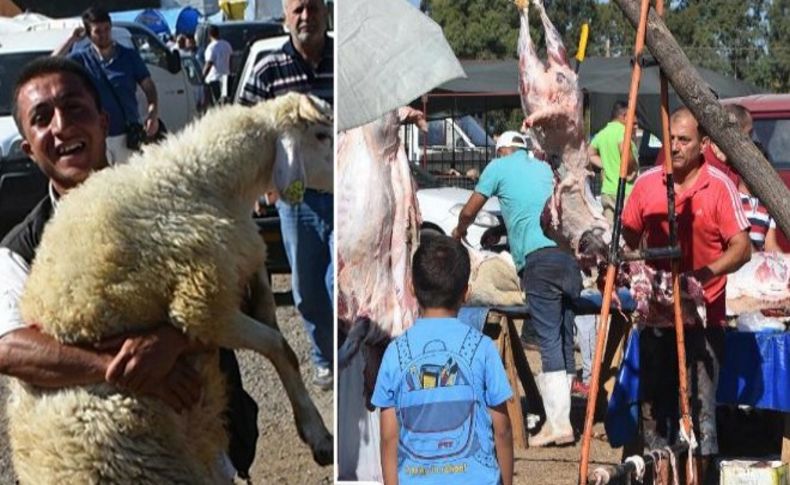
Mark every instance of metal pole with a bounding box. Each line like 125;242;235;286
578;0;651;482
656;0;695;482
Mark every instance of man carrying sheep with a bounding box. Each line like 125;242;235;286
240;0;334;390
0;57;255;480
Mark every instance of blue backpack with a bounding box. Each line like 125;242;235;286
394;327;486;462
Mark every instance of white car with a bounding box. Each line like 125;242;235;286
410;164;504;250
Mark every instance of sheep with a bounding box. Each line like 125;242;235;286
8;92;334;483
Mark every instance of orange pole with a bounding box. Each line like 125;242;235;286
655;0;695;482
578;0;651;483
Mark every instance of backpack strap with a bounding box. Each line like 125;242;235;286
458;327;483;366
395;334;413;372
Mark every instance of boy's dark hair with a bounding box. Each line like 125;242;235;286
208;25;220;38
412;234;470;309
82;6;112;31
12;57;102;132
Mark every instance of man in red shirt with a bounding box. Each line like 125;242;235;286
621;107;751;481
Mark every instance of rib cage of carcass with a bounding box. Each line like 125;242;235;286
517;0;610;268
337;110;421;370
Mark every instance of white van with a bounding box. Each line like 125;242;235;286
0;21;197;161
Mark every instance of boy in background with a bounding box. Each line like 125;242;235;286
372;235;514;485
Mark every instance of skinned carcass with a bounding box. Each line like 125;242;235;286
727;251;790;315
337;109;421;392
516;0;610;268
623;262;707;327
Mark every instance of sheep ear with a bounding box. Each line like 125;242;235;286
298;94;333;126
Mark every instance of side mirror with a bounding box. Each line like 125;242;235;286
167;50;182;74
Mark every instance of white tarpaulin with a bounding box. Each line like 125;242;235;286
337;0;465;131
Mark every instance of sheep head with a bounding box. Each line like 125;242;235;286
260;93;334;202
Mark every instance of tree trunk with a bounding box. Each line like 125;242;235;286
613;0;790;237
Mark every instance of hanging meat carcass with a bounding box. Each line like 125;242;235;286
337;109;422;391
517;0;610;268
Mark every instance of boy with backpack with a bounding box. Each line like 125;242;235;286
371;235;514;485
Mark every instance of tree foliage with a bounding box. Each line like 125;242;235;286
427;0;789;91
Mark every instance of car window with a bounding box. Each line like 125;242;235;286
181;55;203;85
419;120;446;147
221;24;283;52
754;118;790;168
125;25;169;70
456;115;494;147
0;52;48;116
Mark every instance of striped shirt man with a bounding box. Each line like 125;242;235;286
740;193;776;251
239;36;333;106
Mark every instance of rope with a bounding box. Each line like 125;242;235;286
678;418;698;485
665;446;680;485
592;467;611;485
648;449;666;483
624;455;646;481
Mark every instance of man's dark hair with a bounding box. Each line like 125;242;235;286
12;57;102;132
671;106;708;138
611;100;628;120
412;234;470;309
82;6;112;31
724;103;752;133
208;25;220;38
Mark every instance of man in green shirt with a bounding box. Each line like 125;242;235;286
588;101;639;223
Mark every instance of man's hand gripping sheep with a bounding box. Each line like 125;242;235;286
10;93;333;483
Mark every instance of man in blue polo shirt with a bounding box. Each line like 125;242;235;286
453;130;582;448
239;0;334;390
53;6;159;164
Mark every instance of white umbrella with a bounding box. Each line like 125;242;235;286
336;0;466;131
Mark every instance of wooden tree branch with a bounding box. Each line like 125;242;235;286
613;0;790;237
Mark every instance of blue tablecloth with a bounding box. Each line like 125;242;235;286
717;331;790;412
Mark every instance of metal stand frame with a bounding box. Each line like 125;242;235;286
578;1;696;483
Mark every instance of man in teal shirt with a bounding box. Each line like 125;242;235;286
453;131;581;447
588;101;639;223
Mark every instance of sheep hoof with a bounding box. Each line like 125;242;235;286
311;436;334;467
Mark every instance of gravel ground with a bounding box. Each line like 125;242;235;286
0;275;334;484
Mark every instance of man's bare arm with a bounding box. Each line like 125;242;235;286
587;144;602;170
139;77;160;137
0;327;109;387
690;230;751;284
380;407;399;485
452;192;488;241
490;402;513;485
52;27;84;57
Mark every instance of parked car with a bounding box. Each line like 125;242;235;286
0;21;198;239
410;164;505;251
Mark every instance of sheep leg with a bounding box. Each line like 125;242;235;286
218;311;333;467
248;265;280;331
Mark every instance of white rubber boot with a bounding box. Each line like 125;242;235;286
529;371;575;447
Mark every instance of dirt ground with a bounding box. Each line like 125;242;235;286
0;275;334;484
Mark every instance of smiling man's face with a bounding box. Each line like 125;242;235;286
16;71;109;194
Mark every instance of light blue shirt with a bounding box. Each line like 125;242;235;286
372;318;512;485
475;150;556;271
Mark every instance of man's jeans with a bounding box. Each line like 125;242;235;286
522;247;582;374
276;189;334;369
